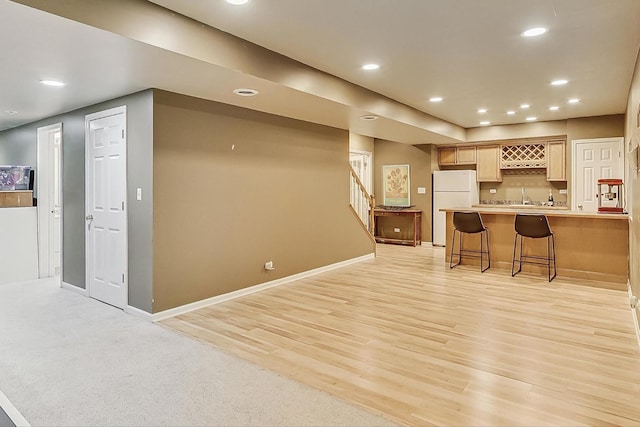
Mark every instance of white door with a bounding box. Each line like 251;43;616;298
572;138;624;212
37;123;62;278
85;106;127;309
52;131;62;275
349;150;372;194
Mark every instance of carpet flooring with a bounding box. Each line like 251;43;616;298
0;406;15;427
0;277;396;426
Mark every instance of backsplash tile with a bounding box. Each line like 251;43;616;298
480;199;567;207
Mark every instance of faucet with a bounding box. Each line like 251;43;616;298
521;186;528;205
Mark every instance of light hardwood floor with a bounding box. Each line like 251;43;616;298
162;244;640;426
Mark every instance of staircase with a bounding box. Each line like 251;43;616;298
349;165;375;240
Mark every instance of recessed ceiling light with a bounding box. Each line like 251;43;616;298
362;63;380;71
429;97;443;102
4;110;18;115
478;108;487;114
520;104;530;109
526;117;537;121
521;27;547;37
506;111;516;115
40;80;65;87
480;121;491;126
360;115;378;121
549;106;560;111
233;88;259;96
568;98;580;104
225;0;249;4
551;79;568;86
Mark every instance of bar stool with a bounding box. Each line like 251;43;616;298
511;213;556;282
449;211;490;272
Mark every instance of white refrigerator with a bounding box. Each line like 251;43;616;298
432;170;479;246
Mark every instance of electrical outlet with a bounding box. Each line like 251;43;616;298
559;189;567;194
489;188;497;194
394;228;401;232
417;187;426;194
264;261;274;270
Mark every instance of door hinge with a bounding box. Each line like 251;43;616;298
122;273;125;283
122;129;125;139
122;201;125;211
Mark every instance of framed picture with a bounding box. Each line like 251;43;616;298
383;164;410;207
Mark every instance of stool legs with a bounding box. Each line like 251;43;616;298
480;229;490;272
548;234;557;282
449;229;460;269
511;234;523;277
450;229;490;272
511;233;556;282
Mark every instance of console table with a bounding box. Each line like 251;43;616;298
373;208;422;246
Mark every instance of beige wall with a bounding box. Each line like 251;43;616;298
349;132;374;153
626;47;640;302
374;140;433;242
152;91;373;312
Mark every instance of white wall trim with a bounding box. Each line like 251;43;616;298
60;281;87;296
126;305;153;321
152;253;375;322
628;282;640;351
0;388;30;427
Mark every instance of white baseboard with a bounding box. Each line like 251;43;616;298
627;282;640;351
152;253;375;322
61;281;87;296
126;305;153;321
0;388;30;427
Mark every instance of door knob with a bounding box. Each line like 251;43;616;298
85;214;94;221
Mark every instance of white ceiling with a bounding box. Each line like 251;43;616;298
2;0;640;142
151;0;640;128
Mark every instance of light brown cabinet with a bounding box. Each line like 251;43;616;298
476;145;502;182
546;141;566;181
438;147;457;165
438;146;476;166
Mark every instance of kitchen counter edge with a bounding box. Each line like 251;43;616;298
441;206;628;220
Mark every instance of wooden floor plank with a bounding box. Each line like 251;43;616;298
161;244;640;426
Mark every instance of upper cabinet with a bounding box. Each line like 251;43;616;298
438;147;456;165
437;138;567;182
546;140;566;181
438;146;476;166
476;145;502;182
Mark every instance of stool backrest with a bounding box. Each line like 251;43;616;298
453;211;485;233
514;214;552;238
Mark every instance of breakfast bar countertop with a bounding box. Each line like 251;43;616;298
441;207;629;287
440;205;629;220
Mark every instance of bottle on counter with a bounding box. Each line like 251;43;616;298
548;189;554;206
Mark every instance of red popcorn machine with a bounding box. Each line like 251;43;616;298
597;178;624;214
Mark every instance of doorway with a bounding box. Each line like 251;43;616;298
37;123;62;278
85;106;128;309
349;150;372;194
571;137;624;212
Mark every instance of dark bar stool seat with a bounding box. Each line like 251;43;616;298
449;211;490;272
511;213;556;282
